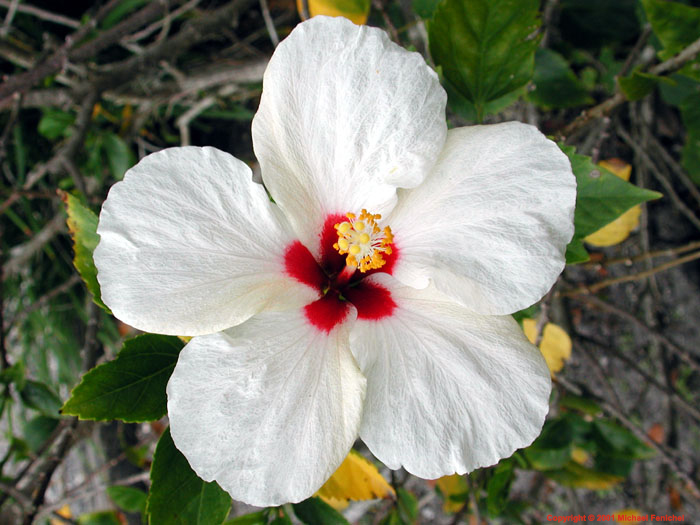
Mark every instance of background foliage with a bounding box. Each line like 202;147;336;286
1;0;699;523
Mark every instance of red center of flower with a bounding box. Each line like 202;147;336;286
284;214;398;333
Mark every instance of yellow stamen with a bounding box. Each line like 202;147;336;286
333;209;394;272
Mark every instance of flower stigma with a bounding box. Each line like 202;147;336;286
333;209;394;273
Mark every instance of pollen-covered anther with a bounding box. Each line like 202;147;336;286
334;209;394;272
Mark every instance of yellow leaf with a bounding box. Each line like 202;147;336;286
571;447;590;465
50;505;72;525
296;1;370;25
557;462;624;490
435;474;468;513
316;449;394;509
616;509;643;518
522;319;572;376
585;159;641;247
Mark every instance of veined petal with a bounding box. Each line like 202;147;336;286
350;274;551;479
388;122;576;315
167;307;366;506
253;16;447;255
95;147;317;336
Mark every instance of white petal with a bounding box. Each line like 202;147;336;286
351;274;551;479
167;308;366;506
388;122;576;315
253;16;447;255
95;147;317;336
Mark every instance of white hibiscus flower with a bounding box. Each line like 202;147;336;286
94;16;576;506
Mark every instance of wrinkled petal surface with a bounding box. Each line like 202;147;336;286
167;308;366;506
388;122;576;315
253;16;447;255
95;147;317;336
350;274;551;479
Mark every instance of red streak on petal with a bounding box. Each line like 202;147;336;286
284;241;326;290
344;281;397;320
319;213;347;273
304;295;351;333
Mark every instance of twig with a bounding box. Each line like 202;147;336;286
0;0;172;103
576;334;700;424
60;157;87;197
617;125;700;232
0;92;21;163
0;90;97;214
176;95;216;146
648;134;700;210
3;213;66;276
563;250;700;296
555;376;700;503
466;473;480;525
567;294;700;375
539;0;559;49
82;301;101;370
557;35;700;141
259;0;279;46
0;480;31;513
12;274;82;323
36;472;150;520
373;0;400;43
619;24;653;77
94;0;256;91
0;223;7;370
587;240;700;268
0;0;80;28
124;0;202;42
0;0;18;36
22;421;79;525
577;341;626;412
650;35;700;76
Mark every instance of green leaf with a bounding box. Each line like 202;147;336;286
223;511;268;525
559;395;602;416
486;461;514;517
642;0;700;60
107;485;148;513
561;145;662;264
0;360;25;390
61;191;109;311
524;418;574;470
23;416;59;452
100;0;151;29
618;70;673;101
413;0;442;19
102;132;135;180
397;488;418;524
445;77;522;121
20;380;62;416
379;510;402;525
565;239;590;265
429;0;540;120
544;461;623;489
146;428;232;525
78;511;122;525
62;334;183;422
38;108;75;140
592;420;656;461
293;497;349;525
679;91;700;184
528;49;593;109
